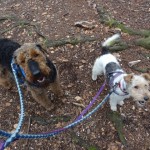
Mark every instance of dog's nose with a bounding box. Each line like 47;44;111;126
144;96;149;101
28;59;41;77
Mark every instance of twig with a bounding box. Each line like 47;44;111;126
0;15;98;48
128;60;141;67
72;102;85;108
131;66;150;73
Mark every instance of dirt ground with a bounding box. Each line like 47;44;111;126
0;0;150;150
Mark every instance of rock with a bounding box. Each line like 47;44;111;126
107;143;119;150
6;102;11;107
13;124;18;129
75;96;82;101
87;128;91;134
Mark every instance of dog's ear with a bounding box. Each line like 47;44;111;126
142;73;150;81
142;73;150;91
124;74;134;83
36;44;43;50
36;44;49;55
13;50;18;63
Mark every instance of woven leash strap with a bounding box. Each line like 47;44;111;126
0;90;112;141
0;61;25;150
0;61;112;149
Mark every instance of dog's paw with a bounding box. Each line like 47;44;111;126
46;104;55;111
118;101;124;106
4;82;12;90
111;106;117;111
59;90;64;97
92;75;97;81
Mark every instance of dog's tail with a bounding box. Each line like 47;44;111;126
101;33;120;55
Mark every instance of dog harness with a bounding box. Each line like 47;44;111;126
12;63;25;85
105;62;129;96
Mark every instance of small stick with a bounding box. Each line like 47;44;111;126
128;60;141;67
72;102;85;108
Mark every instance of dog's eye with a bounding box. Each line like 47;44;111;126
134;86;139;89
33;53;39;57
21;60;25;64
36;44;42;50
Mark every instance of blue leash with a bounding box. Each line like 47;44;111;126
0;61;113;149
2;61;25;149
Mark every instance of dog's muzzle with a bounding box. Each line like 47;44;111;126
28;59;47;85
28;59;41;77
138;96;149;106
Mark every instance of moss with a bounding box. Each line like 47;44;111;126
44;36;98;48
109;111;127;145
97;6;150;37
135;37;150;50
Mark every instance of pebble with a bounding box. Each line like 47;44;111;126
75;96;82;101
87;128;91;134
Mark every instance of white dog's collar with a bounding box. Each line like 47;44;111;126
118;79;129;95
109;72;129;96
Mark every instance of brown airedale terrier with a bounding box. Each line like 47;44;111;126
0;39;63;110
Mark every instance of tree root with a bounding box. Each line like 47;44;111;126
96;6;150;37
96;6;150;50
135;36;150;49
70;131;98;150
44;36;98;47
30;115;71;125
108;111;127;145
0;15;17;22
109;41;129;52
0;15;98;47
131;66;150;73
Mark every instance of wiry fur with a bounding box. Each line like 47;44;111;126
92;34;150;111
0;39;63;111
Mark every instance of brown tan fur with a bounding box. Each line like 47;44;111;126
0;42;62;110
0;65;12;89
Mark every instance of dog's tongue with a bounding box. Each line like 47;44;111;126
37;76;45;83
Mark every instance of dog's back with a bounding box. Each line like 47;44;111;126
0;39;20;70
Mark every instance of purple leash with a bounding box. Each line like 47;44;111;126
0;82;106;149
39;81;106;135
0;141;4;150
75;81;106;121
40;81;106;135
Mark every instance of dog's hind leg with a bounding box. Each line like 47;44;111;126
50;76;63;98
109;94;118;111
92;57;103;80
0;67;12;89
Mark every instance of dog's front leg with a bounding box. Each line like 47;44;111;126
0;68;12;89
50;77;63;98
29;87;54;110
109;94;118;111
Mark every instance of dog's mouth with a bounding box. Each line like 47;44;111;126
36;75;46;83
33;73;48;85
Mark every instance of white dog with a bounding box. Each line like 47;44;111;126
92;34;150;111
